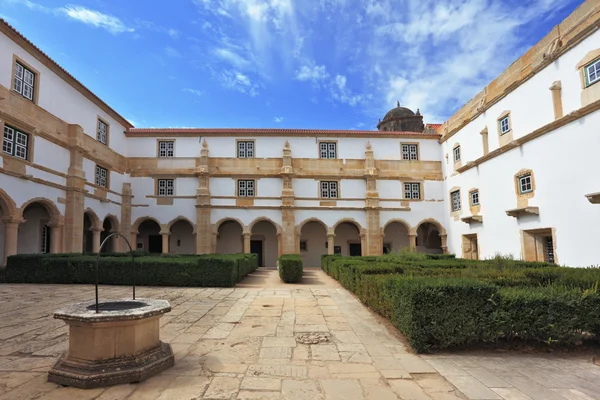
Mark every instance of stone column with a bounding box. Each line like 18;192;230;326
64;125;87;253
49;224;63;254
280;142;296;255
243;232;251;254
360;232;366;256
120;183;133;252
130;231;138;252
327;233;335;255
480;127;489;156
440;234;448;254
2;219;21;265
91;228;102;253
550;81;563;120
409;233;417;251
364;142;382;256
195;140;212;254
161;231;170;254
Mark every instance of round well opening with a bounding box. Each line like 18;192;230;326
86;301;148;312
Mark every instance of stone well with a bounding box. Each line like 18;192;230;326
48;298;174;389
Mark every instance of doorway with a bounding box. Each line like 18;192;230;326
148;235;162;253
251;240;263;267
522;228;556;264
349;243;362;257
462;234;478;260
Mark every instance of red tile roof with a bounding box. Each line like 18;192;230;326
127;128;441;138
0;19;133;128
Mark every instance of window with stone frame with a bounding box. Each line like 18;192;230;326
237;141;255;158
157;179;174;196
238;180;255;197
95;165;108;188
518;173;533;194
401;144;419;160
97;119;108;145
499;115;511;135
320;181;338;198
3;125;29;160
14;61;35;101
158;141;175;157
585;58;600;87
319;142;337;159
453;145;461;162
451;190;461;211
403;182;421;200
470;190;480;206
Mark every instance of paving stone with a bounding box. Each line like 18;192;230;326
463;367;513;388
311;344;340;361
397;354;438;374
295;315;326;325
260;347;292;359
237;390;281;399
490;388;533;400
281;380;322;400
360;378;400;400
321;379;365;400
550;388;596;400
262;337;296;348
444;375;501;399
389;379;432;400
248;364;308;379
499;376;568;400
203;377;241;399
240;377;281;391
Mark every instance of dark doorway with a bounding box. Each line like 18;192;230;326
349;243;362;256
42;224;51;254
148;235;162;254
251;240;263;267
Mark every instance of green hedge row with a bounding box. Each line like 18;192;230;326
278;254;303;283
4;253;258;287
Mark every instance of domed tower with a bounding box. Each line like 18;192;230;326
377;101;425;132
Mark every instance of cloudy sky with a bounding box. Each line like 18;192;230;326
0;0;582;129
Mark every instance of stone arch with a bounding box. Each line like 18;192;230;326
100;214;121;253
332;218;363;232
382;219;412;254
298;218;328;267
415;218;446;254
83;208;102;230
249;217;281;267
248;217;282;234
0;189;18;219
102;214;120;233
135;217;163;254
19;198;62;225
296;217;328;234
213;217;245;234
131;216;162;234
215;218;244;255
18;198;63;255
168;217;196;254
0;189;19;266
382;219;411;233
167;216;196;233
333;219;363;256
414;218;446;236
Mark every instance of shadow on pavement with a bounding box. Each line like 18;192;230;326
236;267;340;288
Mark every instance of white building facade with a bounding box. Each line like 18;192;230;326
1;0;599;268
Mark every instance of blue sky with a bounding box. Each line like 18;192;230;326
0;0;583;129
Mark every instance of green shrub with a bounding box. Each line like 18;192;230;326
358;274;396;319
279;254;303;283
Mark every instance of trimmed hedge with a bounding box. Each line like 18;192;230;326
4;253;257;287
279;254;303;283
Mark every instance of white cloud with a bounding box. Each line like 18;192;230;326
168;28;179;38
295;65;329;83
183;88;205;96
329;74;364;107
274;116;284;123
213;48;251;68
165;47;181;58
60;6;134;34
217;70;260;96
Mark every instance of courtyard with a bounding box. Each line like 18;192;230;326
0;269;598;400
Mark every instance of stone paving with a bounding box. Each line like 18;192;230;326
0;268;598;400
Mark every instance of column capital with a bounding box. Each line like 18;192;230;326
326;233;335;238
243;231;252;237
159;231;171;236
1;217;24;225
90;227;104;233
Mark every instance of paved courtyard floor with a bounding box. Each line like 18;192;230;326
0;268;598;400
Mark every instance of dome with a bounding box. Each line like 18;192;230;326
383;102;415;121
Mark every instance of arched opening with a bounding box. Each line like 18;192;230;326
334;222;361;256
251;220;278;267
383;221;410;254
137;219;162;254
101;218;114;253
18;202;52;254
216;220;243;255
170;220;195;254
83;213;94;253
0;191;18;266
416;222;443;254
299;221;327;267
0;203;5;266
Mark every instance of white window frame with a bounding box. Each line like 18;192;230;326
157;179;174;196
238;180;255;197
158;141;174;158
403;182;421;200
14;61;35;101
320;181;338;199
585;58;600;87
97;119;108;144
401;144;419;161
453;146;461;162
95;165;108;188
518;174;532;194
237;141;255;158
451;190;461;211
3;125;29;160
499;115;510;135
319;142;337;159
470;190;479;206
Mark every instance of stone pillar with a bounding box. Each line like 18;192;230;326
360;232;366;256
364;142;382;256
480;127;489;156
161;231;170;254
64;125;87;253
120;183;133;252
550;81;563;120
409;233;417;251
195;140;212;254
243;232;251;254
280;142;296;254
2;219;21;265
440;234;448;254
327;233;335;255
91;228;102;253
50;224;63;254
130;231;138;252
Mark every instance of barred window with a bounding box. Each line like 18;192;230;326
14;61;35;101
3;125;29;160
95;165;108;188
451;190;461;211
518;174;532;194
320;181;338;198
97;119;108;144
319;142;337;159
238;180;255;197
403;183;421;199
499;115;510;135
453;146;461;162
585;58;600;87
158;141;174;157
401;144;418;160
157;179;174;196
470;190;480;206
237;141;254;158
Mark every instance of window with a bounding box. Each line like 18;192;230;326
320;181;338;198
518;173;532;194
453;146;461;162
157;179;174;196
319;142;337;159
158;141;174;158
40;224;49;253
95;165;108;188
238;180;255;197
451;190;461;211
499;115;511;135
470;190;480;206
97;119;108;145
3;125;29;160
237;141;254;158
543;236;555;264
585;58;600;87
13;61;35;101
403;183;421;200
300;240;307;251
401;144;419;160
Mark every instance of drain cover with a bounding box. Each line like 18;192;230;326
295;332;330;344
